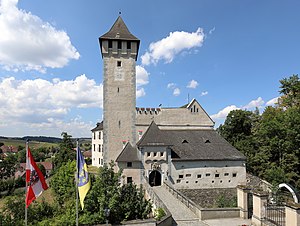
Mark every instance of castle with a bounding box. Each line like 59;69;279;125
92;16;246;189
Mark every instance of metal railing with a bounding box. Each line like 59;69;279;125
264;204;285;226
163;180;200;215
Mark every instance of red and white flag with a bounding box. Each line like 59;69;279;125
25;146;48;208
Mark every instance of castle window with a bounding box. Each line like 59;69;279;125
160;152;164;157
147;152;150;157
93;132;96;139
176;179;181;183
108;40;112;48
179;175;183;179
98;144;101;152
153;152;157;157
197;174;202;178
93;144;95;152
117;87;120;93
205;173;211;177
195;181;198;183
127;162;132;167
186;174;191;177
224;173;229;176
118;120;121;128
127;41;131;49
101;159;103;165
98;132;101;139
117;61;121;67
232;173;237;177
127;177;133;184
99;158;101;164
215;173;220;178
118;41;122;49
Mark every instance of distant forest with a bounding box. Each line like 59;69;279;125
0;136;91;143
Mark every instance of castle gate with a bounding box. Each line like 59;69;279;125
149;170;161;187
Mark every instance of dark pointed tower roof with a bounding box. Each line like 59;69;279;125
100;16;139;41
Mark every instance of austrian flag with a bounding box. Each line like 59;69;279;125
25;146;48;208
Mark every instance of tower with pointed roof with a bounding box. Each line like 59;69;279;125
99;16;140;164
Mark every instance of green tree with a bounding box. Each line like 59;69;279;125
50;161;76;206
278;74;300;108
53;132;75;171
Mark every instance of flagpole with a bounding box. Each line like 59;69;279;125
25;140;28;226
76;139;79;226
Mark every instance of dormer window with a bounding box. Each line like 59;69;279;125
182;139;188;144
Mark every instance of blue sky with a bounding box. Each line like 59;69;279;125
0;0;299;137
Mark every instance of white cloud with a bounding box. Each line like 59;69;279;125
266;97;279;106
136;65;149;87
0;75;102;126
187;80;198;89
242;97;264;109
200;91;208;96
0;0;79;72
141;28;205;65
210;105;240;121
173;88;181;96
136;87;146;98
167;83;176;89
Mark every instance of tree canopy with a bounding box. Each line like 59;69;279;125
218;75;300;189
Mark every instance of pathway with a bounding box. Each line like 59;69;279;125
152;186;208;226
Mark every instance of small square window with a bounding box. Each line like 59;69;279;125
186;174;191;177
197;174;202;178
153;152;157;157
147;152;150;157
195;181;198;183
117;61;121;67
160;152;164;157
224;173;229;176
206;173;211;177
179;175;183;179
215;173;220;178
233;173;237;177
127;177;133;184
127;162;132;167
176;179;181;183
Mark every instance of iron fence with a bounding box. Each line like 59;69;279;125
264;204;285;226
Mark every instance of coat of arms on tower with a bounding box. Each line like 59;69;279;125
152;162;161;170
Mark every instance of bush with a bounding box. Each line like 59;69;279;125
154;208;165;220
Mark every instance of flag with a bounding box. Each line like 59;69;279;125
77;146;90;209
25;146;48;208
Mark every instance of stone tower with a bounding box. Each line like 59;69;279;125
99;16;140;164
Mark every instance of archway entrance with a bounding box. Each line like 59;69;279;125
149;170;161;187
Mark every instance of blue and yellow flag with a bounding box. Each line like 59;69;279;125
77;146;91;210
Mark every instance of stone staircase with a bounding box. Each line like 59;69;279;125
152;186;208;226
